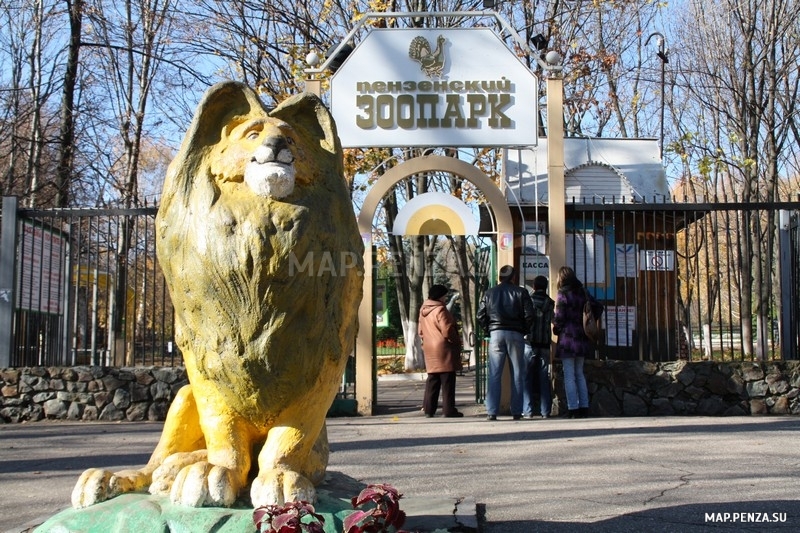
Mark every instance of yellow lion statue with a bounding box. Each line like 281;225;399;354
72;81;364;509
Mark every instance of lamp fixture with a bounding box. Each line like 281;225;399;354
530;33;548;52
545;51;562;66
325;43;354;73
645;32;668;159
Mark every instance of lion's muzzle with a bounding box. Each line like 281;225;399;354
245;136;296;199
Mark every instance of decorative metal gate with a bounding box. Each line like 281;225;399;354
473;243;494;404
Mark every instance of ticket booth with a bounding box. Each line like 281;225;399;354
505;138;676;361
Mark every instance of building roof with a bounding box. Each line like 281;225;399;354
503;138;671;205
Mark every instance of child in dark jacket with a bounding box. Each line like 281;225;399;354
523;275;554;418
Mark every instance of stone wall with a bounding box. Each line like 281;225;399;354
554;360;800;416
0;366;187;423
2;361;800;423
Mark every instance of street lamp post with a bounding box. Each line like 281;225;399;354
645;32;669;160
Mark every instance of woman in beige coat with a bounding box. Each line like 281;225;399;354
418;284;463;418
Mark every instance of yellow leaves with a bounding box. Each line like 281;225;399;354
697;156;714;178
376;246;389;265
342;147;394;180
630;91;642;110
366;0;393;14
353;0;396;28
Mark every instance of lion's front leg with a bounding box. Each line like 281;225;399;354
250;418;329;507
164;401;258;508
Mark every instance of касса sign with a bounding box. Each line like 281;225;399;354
330;28;538;148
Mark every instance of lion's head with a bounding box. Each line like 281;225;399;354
160;81;341;212
210;116;299;198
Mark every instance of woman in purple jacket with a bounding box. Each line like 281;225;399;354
552;266;595;418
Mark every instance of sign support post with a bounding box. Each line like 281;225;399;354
546;68;566;297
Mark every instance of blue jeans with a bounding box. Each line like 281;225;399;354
486;330;526;416
561;356;588;410
524;345;552;416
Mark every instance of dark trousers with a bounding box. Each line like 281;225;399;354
423;371;457;416
525;346;552;416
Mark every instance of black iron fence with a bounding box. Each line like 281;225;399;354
0;198;177;368
567;200;800;362
2;197;799;369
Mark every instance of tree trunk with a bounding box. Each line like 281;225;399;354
450;235;476;366
403;234;426;371
55;0;83;207
702;322;712;357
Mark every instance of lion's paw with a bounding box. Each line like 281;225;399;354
250;468;316;507
168;461;238;507
72;465;154;509
71;468;116;509
149;449;208;496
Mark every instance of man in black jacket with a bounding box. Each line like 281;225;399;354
477;265;534;420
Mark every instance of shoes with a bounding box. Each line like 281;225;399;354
578;407;590;419
424;413;434;418
513;414;523;420
564;409;579;419
444;411;464;418
522;414;535;420
541;414;551;419
486;415;497;421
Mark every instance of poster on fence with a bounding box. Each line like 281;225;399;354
566;232;605;284
615;244;637;278
639;249;674;271
16;221;66;314
605;305;636;347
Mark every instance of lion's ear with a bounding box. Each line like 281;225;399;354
161;81;268;209
269;93;343;173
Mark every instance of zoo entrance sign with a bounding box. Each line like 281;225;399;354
330;28;538;148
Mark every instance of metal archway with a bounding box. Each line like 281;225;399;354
355;155;514;415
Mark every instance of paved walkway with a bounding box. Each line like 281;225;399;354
2;371;800;532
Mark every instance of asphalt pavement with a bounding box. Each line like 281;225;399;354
2;370;799;532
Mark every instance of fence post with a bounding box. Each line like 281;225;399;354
0;196;19;367
778;209;796;360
